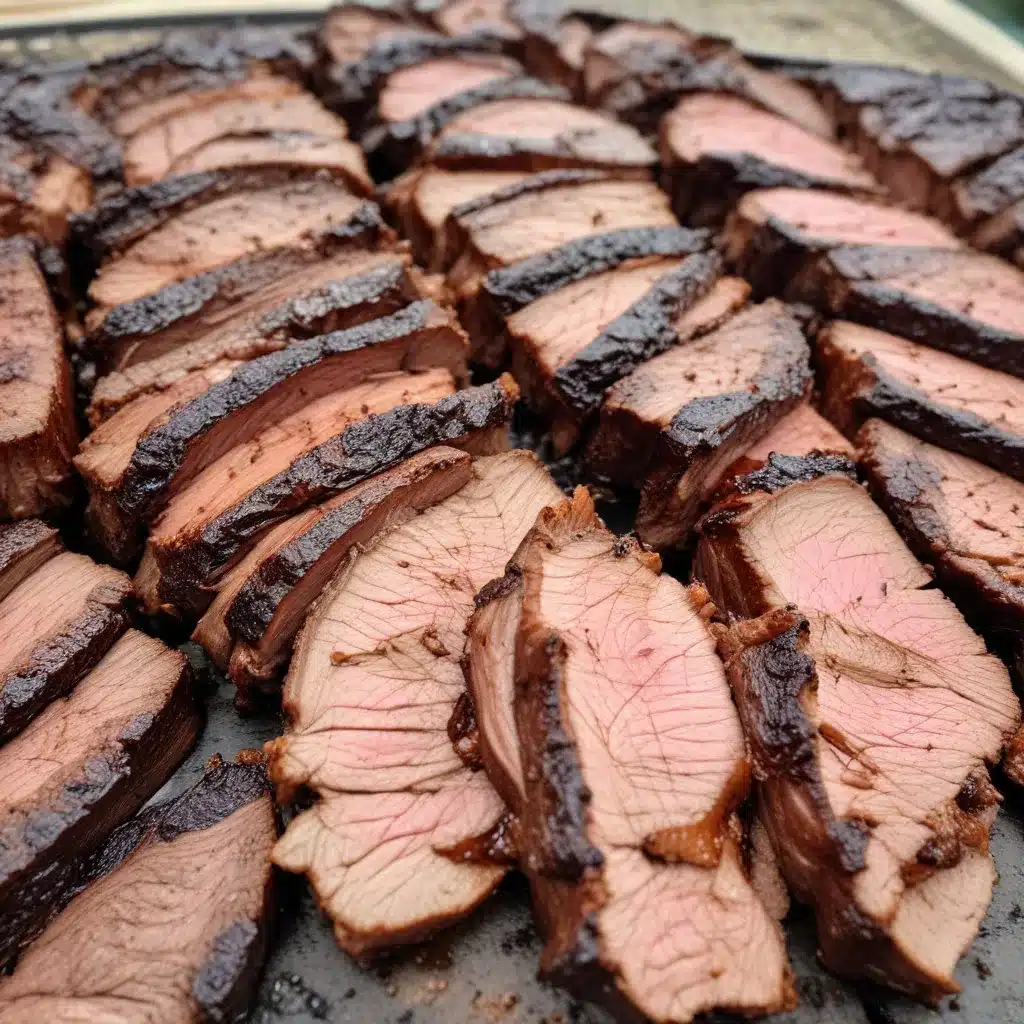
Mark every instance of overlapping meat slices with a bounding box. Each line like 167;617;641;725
696;466;1020;1001
588;300;812;547
725;188;961;297
0;629;198;962
469;488;792;1022
0;756;275;1024
660;93;878;225
817;321;1023;480
0;238;77;520
269;451;562;954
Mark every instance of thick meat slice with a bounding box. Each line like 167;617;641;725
0;756;275;1024
725;188;961;298
81;300;467;563
498;488;793;1022
589;301;812;546
137;368;455;617
0;238;77;521
796;246;1024;375
696;469;1020;1001
0;520;60;602
269;451;563;954
858;418;1023;648
86;175;368;315
195;447;473;698
817;321;1023;481
0;550;131;741
660;93;878;225
426;92;658;172
0;630;198;962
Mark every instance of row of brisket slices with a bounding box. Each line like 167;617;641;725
0;1;1022;1022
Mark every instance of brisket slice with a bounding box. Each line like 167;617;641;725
972;196;1024;270
588;300;812;546
270;452;562;954
725;187;961;298
795;245;1024;376
196;446;473;698
660;92;878;226
504;488;793;1022
83;300;467;563
140;373;517;620
317;3;424;70
0;630;199;963
517;9;595;92
87;175;371;315
0;756;275;1024
858;418;1023;649
0;237;77;521
0;550;131;742
947;145;1024;231
817;320;1023;481
0;520;60;602
695;468;1020;1001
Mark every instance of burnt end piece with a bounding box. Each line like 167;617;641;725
483;225;710;317
0;520;61;602
362;75;568;177
157;376;518;616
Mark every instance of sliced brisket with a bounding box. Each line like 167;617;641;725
660;92;878;226
0;629;199;962
494;488;793;1021
817;320;1023;481
317;2;424;71
973;195;1024;269
0;756;275;1023
0;237;77;521
270;451;562;954
796;245;1024;375
0;520;60;602
588;300;812;547
696;467;1019;1001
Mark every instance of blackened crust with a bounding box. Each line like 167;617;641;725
733;452;858;495
450;168;620;220
192;920;268;1024
484;225;710;316
474;562;523;608
0;520;60;602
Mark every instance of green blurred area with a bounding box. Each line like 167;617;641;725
965;0;1024;41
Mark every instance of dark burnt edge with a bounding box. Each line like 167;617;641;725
0;651;199;965
447;690;484;771
483;225;711;317
475;562;524;609
157;377;518;616
429;131;653;172
449;168;618;220
552;250;724;418
0;520;60;595
88;201;389;348
954;145;1024;224
117;300;438;525
823;246;1024;377
361;74;569;178
192;919;270;1024
731;212;831;299
734;452;859;496
0;597;129;743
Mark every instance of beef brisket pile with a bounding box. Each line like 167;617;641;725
1;1;1022;1021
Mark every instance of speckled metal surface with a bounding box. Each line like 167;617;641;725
6;3;1023;1022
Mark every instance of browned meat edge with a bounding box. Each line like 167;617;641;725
952;146;1024;229
809;246;1023;377
729;210;836;298
156;374;519;616
87;201;390;354
0;520;61;603
0;650;199;964
362;74;569;178
447;167;619;222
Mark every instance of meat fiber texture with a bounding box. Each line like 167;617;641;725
0;520;61;603
269;451;562;955
0;756;276;1024
468;488;793;1022
0;237;77;521
695;467;1020;1002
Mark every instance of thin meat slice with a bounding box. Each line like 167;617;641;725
0;520;60;602
589;301;812;547
0;630;198;962
725;188;961;298
858;418;1023;650
269;451;563;955
817;321;1023;481
0;550;131;742
0;238;77;520
0;756;275;1024
696;467;1020;1001
498;488;793;1022
194;446;473;699
795;245;1024;375
81;300;467;563
86;175;368;315
660;92;879;225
